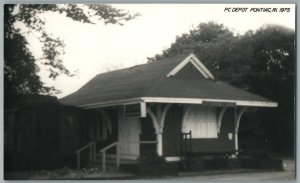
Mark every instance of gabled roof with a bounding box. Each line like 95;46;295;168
60;53;278;108
166;53;214;79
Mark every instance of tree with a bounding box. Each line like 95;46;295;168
4;4;139;95
245;25;295;153
149;22;295;155
148;22;242;84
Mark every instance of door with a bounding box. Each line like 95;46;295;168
118;107;141;160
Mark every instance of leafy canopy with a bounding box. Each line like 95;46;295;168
4;4;139;95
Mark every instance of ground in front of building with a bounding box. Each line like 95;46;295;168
4;158;295;180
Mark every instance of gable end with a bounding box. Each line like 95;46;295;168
166;53;215;80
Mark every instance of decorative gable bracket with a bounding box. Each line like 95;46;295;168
166;53;215;79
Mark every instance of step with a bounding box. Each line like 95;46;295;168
96;153;116;158
83;166;119;173
96;154;140;165
82;158;139;173
85;162;118;170
83;160;119;172
94;159;118;165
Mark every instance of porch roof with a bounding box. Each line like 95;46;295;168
60;53;278;108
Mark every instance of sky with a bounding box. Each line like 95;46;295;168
18;4;295;98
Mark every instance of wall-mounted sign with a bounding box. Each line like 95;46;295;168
124;102;146;118
228;133;233;140
202;101;236;107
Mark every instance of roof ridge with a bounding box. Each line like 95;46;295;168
95;63;145;77
154;52;192;62
141;53;194;96
60;52;277;108
94;53;192;77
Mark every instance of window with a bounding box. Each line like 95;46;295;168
182;106;217;138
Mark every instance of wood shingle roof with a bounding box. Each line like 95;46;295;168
60;53;277;108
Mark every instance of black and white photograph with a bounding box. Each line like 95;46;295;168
3;3;295;180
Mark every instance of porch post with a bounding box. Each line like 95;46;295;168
217;107;228;133
156;132;163;156
147;109;162;156
234;107;247;153
147;104;172;157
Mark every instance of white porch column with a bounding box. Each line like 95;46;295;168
217;107;228;133
147;104;172;157
156;132;163;156
234;107;248;153
234;132;238;153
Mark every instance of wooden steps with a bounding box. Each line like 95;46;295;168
84;153;140;172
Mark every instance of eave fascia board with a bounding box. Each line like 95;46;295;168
166;54;192;77
141;97;278;108
189;59;211;79
78;97;278;109
190;54;215;80
79;98;144;109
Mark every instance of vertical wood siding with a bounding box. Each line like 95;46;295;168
182;106;218;138
190;108;235;153
118;107;141;159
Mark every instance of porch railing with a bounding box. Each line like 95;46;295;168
99;141;157;173
75;141;96;169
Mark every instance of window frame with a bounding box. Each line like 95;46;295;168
182;105;218;139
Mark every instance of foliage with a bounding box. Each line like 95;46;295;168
149;21;295;154
4;4;139;95
245;25;295;154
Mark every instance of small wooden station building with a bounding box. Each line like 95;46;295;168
61;53;278;165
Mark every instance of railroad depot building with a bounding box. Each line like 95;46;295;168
60;53;278;165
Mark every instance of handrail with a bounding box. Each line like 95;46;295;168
75;141;96;169
121;140;157;144
99;142;119;173
99;140;157;173
99;142;118;153
75;142;93;154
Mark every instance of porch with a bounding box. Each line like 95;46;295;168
75;101;249;173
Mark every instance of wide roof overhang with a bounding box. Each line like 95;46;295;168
76;97;278;109
60;53;278;109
